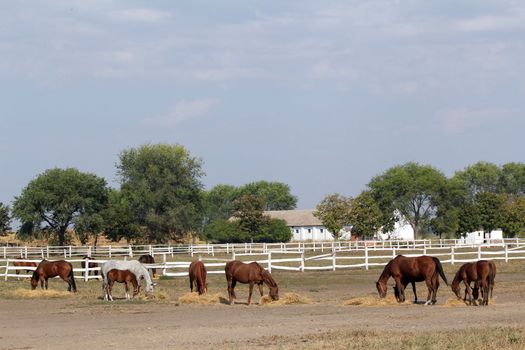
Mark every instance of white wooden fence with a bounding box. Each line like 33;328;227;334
2;240;525;282
2;238;524;259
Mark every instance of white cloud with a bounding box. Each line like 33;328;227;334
108;8;173;23
434;108;511;134
143;98;219;128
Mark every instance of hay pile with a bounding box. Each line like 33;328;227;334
259;292;311;306
443;298;467;307
178;292;225;305
343;295;410;306
11;288;73;299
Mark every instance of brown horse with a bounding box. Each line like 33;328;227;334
376;255;448;305
451;260;496;306
138;254;156;277
225;260;279;305
31;260;77;292
81;256;98;276
13;258;37;276
189;260;207;295
104;269;140;301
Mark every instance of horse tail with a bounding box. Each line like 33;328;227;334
433;257;448;286
68;263;77;292
488;261;495;298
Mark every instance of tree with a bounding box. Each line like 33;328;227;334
232;195;269;235
347;191;382;239
103;189;142;243
501;196;525;237
117;143;204;243
203;219;248;243
12;168;108;245
500;162;525;196
314;194;352;239
237;181;297;211
202;184;238;227
368;162;447;240
0;202;10;235
476;192;505;234
453;161;501;201
457;202;481;235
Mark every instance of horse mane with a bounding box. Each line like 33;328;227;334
378;259;393;283
261;269;277;288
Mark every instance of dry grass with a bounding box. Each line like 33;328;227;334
343;294;411;306
10;288;73;299
230;327;525;350
259;292;312;306
443;297;468;307
178;292;227;305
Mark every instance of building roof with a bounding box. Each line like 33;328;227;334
264;209;322;227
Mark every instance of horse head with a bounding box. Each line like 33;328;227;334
269;285;279;301
30;270;39;290
376;281;387;298
451;281;461;299
145;281;154;296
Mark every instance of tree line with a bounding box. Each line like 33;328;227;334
0;143;524;244
314;162;525;240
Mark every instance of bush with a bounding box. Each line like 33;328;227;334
203;218;291;243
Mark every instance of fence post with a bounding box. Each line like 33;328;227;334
505;243;509;263
63;249;67;258
267;251;272;273
365;245;369;270
129;245;133;258
68;246;72;258
232;251;236;261
332;250;337;271
477;245;481;260
451;246;455;265
211;245;215;257
84;257;89;282
392;248;396;259
87;246;92;257
226;243;229;255
3;246;6;259
24;246;28;258
46;246;49;258
300;250;305;272
4;259;9;281
109;245;112;258
163;254;167;276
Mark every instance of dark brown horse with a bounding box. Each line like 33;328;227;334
31;260;77;292
451;260;496;306
189;260;207;295
81;256;98;276
225;260;279;305
104;269;140;301
138;254;156;277
13;258;37;276
376;255;448;305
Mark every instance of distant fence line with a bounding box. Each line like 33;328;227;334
2;238;525;260
2;239;525;282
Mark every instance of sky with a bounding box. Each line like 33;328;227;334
1;0;524;209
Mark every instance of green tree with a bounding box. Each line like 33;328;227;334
255;219;292;243
476;192;505;234
500;162;525;196
238;181;297;211
117;143;204;243
453;161;501;201
203;219;248;243
314;194;352;240
232;195;269;235
501;196;525;237
12;168;108;245
0;202;11;235
103;189;142;243
457;202;481;235
368;162;447;240
202;184;238;226
348;191;382;239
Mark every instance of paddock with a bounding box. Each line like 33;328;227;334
1;260;525;349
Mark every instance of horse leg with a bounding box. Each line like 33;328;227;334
463;281;474;305
258;282;264;297
424;278;433;305
44;277;49;290
125;282;130;300
248;282;254;305
190;275;194;293
393;276;403;302
411;282;418;304
431;275;439;305
108;281;114;301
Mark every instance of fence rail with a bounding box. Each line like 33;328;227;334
2;240;524;282
2;238;524;259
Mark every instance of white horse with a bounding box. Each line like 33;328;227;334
101;260;154;300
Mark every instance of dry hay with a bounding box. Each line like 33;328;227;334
443;298;468;307
136;290;169;301
10;288;73;299
259;292;312;306
178;292;225;305
343;294;411;306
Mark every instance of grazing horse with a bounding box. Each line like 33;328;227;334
13;258;37;277
31;260;77;292
104;269;140;301
138;254;156;278
101;260;154;296
80;256;98;276
452;260;496;306
376;255;448;305
189;260;207;295
225;260;279;305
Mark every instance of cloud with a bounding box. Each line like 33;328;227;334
434;108;512;134
457;14;524;32
143;98;219;128
108;8;173;23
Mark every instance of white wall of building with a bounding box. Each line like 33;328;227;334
464;229;504;244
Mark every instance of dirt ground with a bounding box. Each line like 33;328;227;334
1;261;525;350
